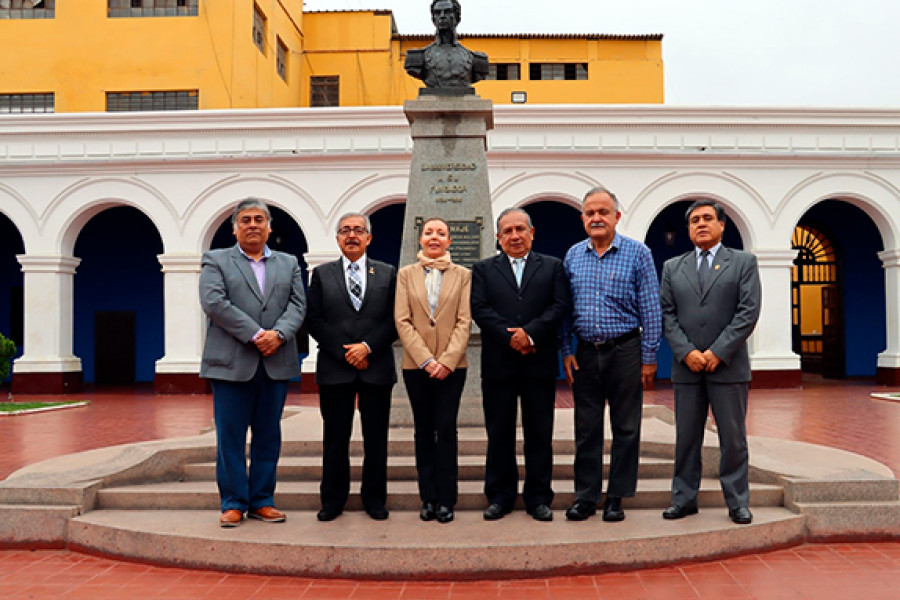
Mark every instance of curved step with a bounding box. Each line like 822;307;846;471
95;478;784;511
67;507;805;579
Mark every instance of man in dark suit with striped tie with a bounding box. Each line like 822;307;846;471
306;212;398;522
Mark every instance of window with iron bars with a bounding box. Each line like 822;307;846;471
0;0;55;19
106;90;198;112
0;93;54;113
108;0;197;18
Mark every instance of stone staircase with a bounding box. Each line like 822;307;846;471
1;406;898;578
93;433;784;513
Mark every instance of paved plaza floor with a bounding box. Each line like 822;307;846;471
1;376;899;599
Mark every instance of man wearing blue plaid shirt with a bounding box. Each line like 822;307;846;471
560;187;662;522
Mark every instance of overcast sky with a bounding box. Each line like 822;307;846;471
302;0;898;108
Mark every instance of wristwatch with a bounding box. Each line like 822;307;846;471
275;330;285;342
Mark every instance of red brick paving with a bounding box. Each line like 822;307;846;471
2;377;899;599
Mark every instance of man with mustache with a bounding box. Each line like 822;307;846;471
306;212;398;522
559;187;662;523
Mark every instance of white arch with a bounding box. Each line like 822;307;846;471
774;172;900;248
0;183;40;253
41;177;177;255
184;175;324;253
491;170;596;215
628;171;769;248
331;174;408;221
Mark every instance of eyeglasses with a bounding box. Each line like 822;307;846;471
337;226;368;236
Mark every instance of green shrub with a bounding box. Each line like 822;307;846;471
0;333;16;381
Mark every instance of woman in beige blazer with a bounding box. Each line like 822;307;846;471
395;217;471;523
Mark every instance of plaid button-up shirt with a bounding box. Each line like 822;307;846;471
559;233;662;364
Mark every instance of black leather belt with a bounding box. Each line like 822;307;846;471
578;328;640;352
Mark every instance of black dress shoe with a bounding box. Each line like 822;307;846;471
662;504;699;520
436;505;454;523
602;496;625;522
483;503;510;520
527;504;553;522
365;505;389;520
316;507;342;522
420;501;437;522
565;499;596;521
729;506;753;524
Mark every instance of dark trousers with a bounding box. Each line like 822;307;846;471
318;380;392;512
482;376;556;511
403;368;466;508
572;335;642;502
672;379;749;510
211;364;288;512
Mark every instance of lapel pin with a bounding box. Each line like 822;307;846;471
714;265;720;271
368;267;375;275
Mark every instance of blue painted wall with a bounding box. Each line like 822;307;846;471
0;212;24;383
73;207;163;383
799;201;885;377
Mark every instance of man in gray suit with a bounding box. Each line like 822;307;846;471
306;212;398;522
200;198;306;528
659;200;761;524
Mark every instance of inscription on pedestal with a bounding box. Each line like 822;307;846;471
423;162;478;204
415;217;483;269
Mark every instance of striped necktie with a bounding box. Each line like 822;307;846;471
348;263;362;310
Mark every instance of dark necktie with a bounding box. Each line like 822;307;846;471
348;263;362;310
698;250;710;291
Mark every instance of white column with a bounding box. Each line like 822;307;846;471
877;249;900;369
750;249;801;373
13;255;82;374
154;253;204;376
302;251;342;376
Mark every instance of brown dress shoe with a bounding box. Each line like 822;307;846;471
248;506;286;523
219;509;243;528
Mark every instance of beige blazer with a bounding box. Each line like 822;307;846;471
395;261;471;371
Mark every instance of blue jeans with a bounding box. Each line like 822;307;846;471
210;364;288;512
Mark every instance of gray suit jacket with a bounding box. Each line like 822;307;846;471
199;245;306;382
660;246;761;383
306;256;398;386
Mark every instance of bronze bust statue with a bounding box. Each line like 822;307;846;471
405;0;489;94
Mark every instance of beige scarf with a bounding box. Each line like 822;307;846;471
417;250;453;315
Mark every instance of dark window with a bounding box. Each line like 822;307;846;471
0;93;54;113
310;76;339;107
529;63;588;81
106;90;198;112
0;0;55;19
108;0;197;18
486;63;521;81
252;4;266;54
276;37;288;82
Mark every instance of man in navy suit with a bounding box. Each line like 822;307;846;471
200;198;306;528
306;212;398;521
471;208;569;522
659;200;761;525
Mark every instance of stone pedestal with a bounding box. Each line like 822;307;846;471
392;95;495;427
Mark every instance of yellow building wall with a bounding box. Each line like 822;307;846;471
1;5;661;112
300;11;399;107
301;11;662;107
0;0;304;112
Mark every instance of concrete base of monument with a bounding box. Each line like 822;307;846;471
391;334;487;427
2;406;897;579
